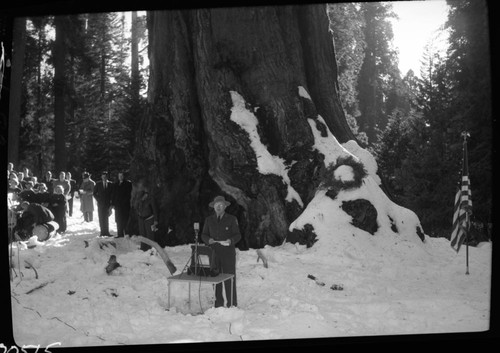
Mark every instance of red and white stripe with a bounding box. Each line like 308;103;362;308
450;142;472;252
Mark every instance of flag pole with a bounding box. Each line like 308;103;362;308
465;229;469;275
461;130;470;275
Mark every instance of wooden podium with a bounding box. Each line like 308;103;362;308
166;273;234;311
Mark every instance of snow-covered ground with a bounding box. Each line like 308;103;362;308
8;196;491;348
7;87;493;347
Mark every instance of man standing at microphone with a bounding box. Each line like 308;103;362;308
201;196;241;308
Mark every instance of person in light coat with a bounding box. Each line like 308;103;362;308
79;172;95;222
53;171;71;199
65;171;77;217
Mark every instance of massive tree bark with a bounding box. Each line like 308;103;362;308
133;5;360;248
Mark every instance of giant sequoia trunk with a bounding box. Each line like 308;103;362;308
131;5;388;248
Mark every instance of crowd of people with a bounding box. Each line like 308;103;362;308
7;162;241;307
6;162;145;246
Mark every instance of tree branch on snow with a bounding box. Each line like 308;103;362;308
131;236;177;274
50;316;77;331
256;249;268;268
25;280;54;294
13;297;43;318
24;260;38;279
10;294;20;305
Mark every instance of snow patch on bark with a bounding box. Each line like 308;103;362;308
342;140;381;185
298;86;311;100
229;90;303;207
307;116;381;186
308;115;356;166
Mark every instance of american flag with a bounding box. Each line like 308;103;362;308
450;133;472;253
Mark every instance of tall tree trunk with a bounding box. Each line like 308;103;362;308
130;11;140;103
128;10;141;152
54;16;67;172
357;5;378;144
298;5;353;142
135;5;414;248
8;17;26;166
35;27;43;175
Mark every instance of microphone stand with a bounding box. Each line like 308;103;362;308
192;223;200;276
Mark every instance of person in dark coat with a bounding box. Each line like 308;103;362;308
93;171;114;237
15;201;58;241
133;180;159;250
111;171;132;237
49;185;68;233
41;171;56;194
18;181;36;203
201;196;241;308
32;183;51;207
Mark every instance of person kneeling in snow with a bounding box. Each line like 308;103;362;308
14;201;59;241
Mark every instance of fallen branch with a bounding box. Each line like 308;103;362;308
26;280;54;294
97;239;117;250
105;255;121;275
24;260;38;279
21;305;42;318
132;236;177;274
307;274;325;286
11;294;20;304
256;249;268;268
11;267;19;280
50;316;77;331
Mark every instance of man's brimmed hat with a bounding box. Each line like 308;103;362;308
209;196;230;208
83;172;90;178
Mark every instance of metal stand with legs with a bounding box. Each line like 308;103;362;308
166;222;234;312
167;274;234;312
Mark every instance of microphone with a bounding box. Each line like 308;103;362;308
192;222;200;275
193;222;199;244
